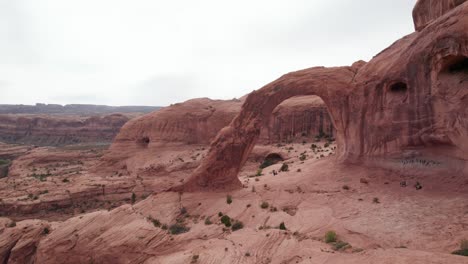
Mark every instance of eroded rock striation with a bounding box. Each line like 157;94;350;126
178;1;468;191
413;0;467;31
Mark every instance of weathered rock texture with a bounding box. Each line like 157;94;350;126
178;1;468;191
413;0;467;31
261;95;335;143
0;114;130;146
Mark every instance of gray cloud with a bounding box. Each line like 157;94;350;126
0;0;418;106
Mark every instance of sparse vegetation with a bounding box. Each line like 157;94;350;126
255;169;263;177
62;178;70;183
342;185;350;190
191;255;199;263
260;201;269;209
231;221;244;231
148;216;161;227
279;222;286;230
204;217;213;225
333;241;350;251
299;153;306;161
452;239;468;256
131;193;136;204
226;195;232;204
43;227;50;235
325;231;337;243
373;197;380;204
245;252;251;257
221;215;232;227
280;163;289;172
8;221;16;228
169;223;190;235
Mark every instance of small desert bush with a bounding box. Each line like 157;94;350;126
231;221;244;231
169;223;190;235
255;169;263;177
325;230;337;243
221;215;231;227
280;163;289;172
204;217;213;225
226;195;233;204
260;201;269;209
279;222;286;230
452;239;468;256
333;241;350;251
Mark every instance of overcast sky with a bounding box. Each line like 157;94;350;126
0;0;417;106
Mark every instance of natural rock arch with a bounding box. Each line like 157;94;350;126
174;63;365;191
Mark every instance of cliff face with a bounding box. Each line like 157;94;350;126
0;114;130;146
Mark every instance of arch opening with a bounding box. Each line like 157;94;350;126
259;153;284;169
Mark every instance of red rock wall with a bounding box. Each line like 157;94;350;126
413;0;467;31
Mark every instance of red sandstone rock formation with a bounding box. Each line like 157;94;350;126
178;1;468;191
413;0;467;31
0;114;130;146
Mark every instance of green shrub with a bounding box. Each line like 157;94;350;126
191;255;199;263
279;222;286;230
231;221;244;231
226;195;233;204
148;216;161;227
221;215;231;227
373;197;380;204
0;159;10;166
131;193;136;204
324;143;330;148
452;239;468;256
299;153;306;161
333;241;350;251
260;201;269;209
325;231;337;243
43;227;50;235
280;163;289;172
204;217;213;225
255;169;263;176
169;223;190;235
342;185;350;190
218;212;223;217
8;221;16;228
62;178;69;183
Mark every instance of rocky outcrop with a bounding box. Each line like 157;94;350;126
413;0;467;31
178;1;468;191
0;114;130;146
